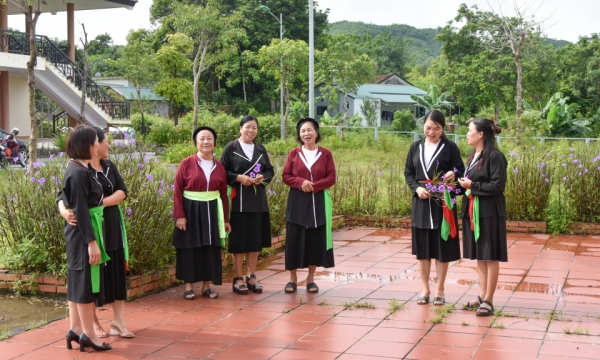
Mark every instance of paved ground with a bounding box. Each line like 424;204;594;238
2;227;600;359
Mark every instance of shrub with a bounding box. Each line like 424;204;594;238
391;109;415;131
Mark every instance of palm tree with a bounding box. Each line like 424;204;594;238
410;84;453;124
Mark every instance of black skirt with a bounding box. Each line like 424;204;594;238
228;211;272;254
67;250;103;304
176;246;222;285
94;248;128;307
411;227;461;262
462;216;508;262
285;222;334;270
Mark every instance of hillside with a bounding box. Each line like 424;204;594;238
328;21;571;64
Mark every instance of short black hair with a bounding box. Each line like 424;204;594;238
240;115;258;127
192;126;217;146
66;125;97;160
295;117;321;145
93;127;106;143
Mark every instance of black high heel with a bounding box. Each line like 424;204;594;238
65;330;80;350
79;333;111;352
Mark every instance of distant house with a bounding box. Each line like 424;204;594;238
314;74;427;127
95;78;169;117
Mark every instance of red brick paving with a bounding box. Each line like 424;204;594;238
2;228;600;359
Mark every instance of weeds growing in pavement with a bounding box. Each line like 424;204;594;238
491;321;506;329
430;303;455;325
25;313;47;331
0;326;11;340
388;298;404;314
340;301;354;310
318;299;329;306
461;321;470;326
354;301;376;309
563;326;590;335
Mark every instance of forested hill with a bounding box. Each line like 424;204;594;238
328;21;571;64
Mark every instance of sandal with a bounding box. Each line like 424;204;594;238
416;296;429;305
202;288;219;299
284;282;297;293
476;300;494;316
306;282;319;293
232;277;249;295
109;325;135;338
246;274;263;293
462;295;483;310
183;290;195;300
433;297;446;306
94;325;108;338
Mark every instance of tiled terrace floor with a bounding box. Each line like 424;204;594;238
2;227;600;359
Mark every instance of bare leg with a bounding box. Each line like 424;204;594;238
434;260;449;305
484;261;500;304
286;270;298;292
68;301;83;335
92;309;107;338
233;254;246;288
110;301;134;337
77;302;105;346
246;252;260;288
477;261;488;301
417;259;431;303
307;265;317;283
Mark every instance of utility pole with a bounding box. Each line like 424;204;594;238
308;0;315;118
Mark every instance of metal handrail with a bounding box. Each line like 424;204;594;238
0;29;129;120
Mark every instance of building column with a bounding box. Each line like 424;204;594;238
67;3;77;127
0;3;9;130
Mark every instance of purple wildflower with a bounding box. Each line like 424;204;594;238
138;163;144;169
32;162;42;168
574;159;579;163
430;186;438;192
276;163;280;167
25;170;30;175
514;168;519;173
447;186;453;191
562;163;567;167
168;210;173;215
531;146;536;150
585;169;589;173
30;177;36;182
569;153;573;158
570;148;574;152
563;177;568;181
147;174;154;181
455;189;462;194
390;168;396;173
441;174;446;179
50;154;55;159
425;183;432;189
377;171;383;175
438;185;446;192
578;172;582;176
545;178;550;183
155;158;160;163
453;167;459;173
144;157;150;164
158;188;164;195
542;174;546;177
59;152;64;157
249;172;256;179
160;180;165;187
515;155;520;159
254;163;261;172
13;157;19;163
7;197;13;202
268;189;275;195
129;139;135;144
124;133;130;139
452;198;457;205
126;209;132;216
578;164;583;169
171;165;176;170
38;178;45;184
276;179;281;183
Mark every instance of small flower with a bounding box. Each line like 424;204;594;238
562;163;567;167
171;165;176;170
13;156;19;163
578;172;582;176
124;133;130;139
585;169;589;173
59;152;64;157
425;183;432;189
542;173;546;177
447;186;453;191
38;178;45;184
545;178;550;183
377;171;383;175
531;146;536;150
455;189;462;194
158;188;164;195
168;210;173;215
126;209;132;216
453;167;459;172
138;163;144;169
515;155;520;159
276;179;281;183
451;198;457;204
160;180;165;187
514;168;519;173
155;158;160;163
268;189;275;195
129;169;134;174
574;159;579;163
578;164;583;169
144;157;150;163
441;174;446;179
254;163;261;172
438;185;446;192
570;148;574;152
7;197;13;202
147;174;154;181
390;168;396;173
276;163;280;167
50;154;55;159
563;177;568;181
569;153;573;158
585;139;590;144
129;139;135;144
32;162;43;168
430;186;437;192
25;170;30;175
30;177;36;182
249;172;256;178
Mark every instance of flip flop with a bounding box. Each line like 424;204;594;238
202;288;219;299
183;290;195;300
306;282;319;293
433;297;446;306
284;282;297;293
462;295;483;310
416;296;429;305
476;300;494;316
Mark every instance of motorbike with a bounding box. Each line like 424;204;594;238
0;128;27;168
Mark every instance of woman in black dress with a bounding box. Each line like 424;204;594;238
61;125;111;352
220;115;274;294
173;126;231;300
59;127;133;338
457;118;507;316
404;110;465;306
282;118;336;294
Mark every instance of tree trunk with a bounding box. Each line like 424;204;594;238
283;81;291;139
494;101;500;124
515;57;523;132
27;10;40;164
341;91;349;139
137;85;145;135
193;75;199;129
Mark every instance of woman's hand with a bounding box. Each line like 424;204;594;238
301;180;314;193
457;177;472;189
88;241;101;265
176;218;187;231
225;223;231;234
61;209;77;226
237;174;254;186
253;173;264;185
416;187;432;199
444;171;455;183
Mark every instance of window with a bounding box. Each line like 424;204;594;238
317;106;328;116
381;111;393;121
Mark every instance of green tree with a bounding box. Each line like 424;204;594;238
410;84;453;115
317;34;377;137
253;38;308;137
108;29;158;135
154;33;194;125
391;109;415;131
360;31;410;76
169;0;246;128
360;98;380;127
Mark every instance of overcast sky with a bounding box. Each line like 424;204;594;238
7;0;599;46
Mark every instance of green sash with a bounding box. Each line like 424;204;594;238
465;189;480;242
116;204;129;264
183;190;226;246
324;190;333;251
89;206;110;293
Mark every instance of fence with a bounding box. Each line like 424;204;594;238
318;126;600;145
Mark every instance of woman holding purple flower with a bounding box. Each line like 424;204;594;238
404;110;465;306
457;118;507;317
220;115;275;295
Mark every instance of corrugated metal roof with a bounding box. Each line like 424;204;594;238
355;84;426;104
111;87;164;101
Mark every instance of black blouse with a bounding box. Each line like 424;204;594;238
404;138;465;229
92;159;128;251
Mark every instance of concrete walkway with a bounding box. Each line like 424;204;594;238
1;227;599;359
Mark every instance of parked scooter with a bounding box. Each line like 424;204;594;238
0;128;27;168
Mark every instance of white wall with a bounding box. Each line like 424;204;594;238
8;76;30;136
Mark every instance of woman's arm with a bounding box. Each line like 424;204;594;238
471;151;507;196
102;190;127;207
282;149;306;189
312;152;336;192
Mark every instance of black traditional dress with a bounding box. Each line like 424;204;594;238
220;139;274;254
282;146;336;270
61;160;105;304
461;149;508;262
172;155;229;285
404;138;465;262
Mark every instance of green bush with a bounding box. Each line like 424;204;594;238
391;109;416;131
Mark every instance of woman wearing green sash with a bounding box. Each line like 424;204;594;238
458;118;508;317
173;126;231;300
58;127;133;339
60;125;111;352
282;118;336;294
